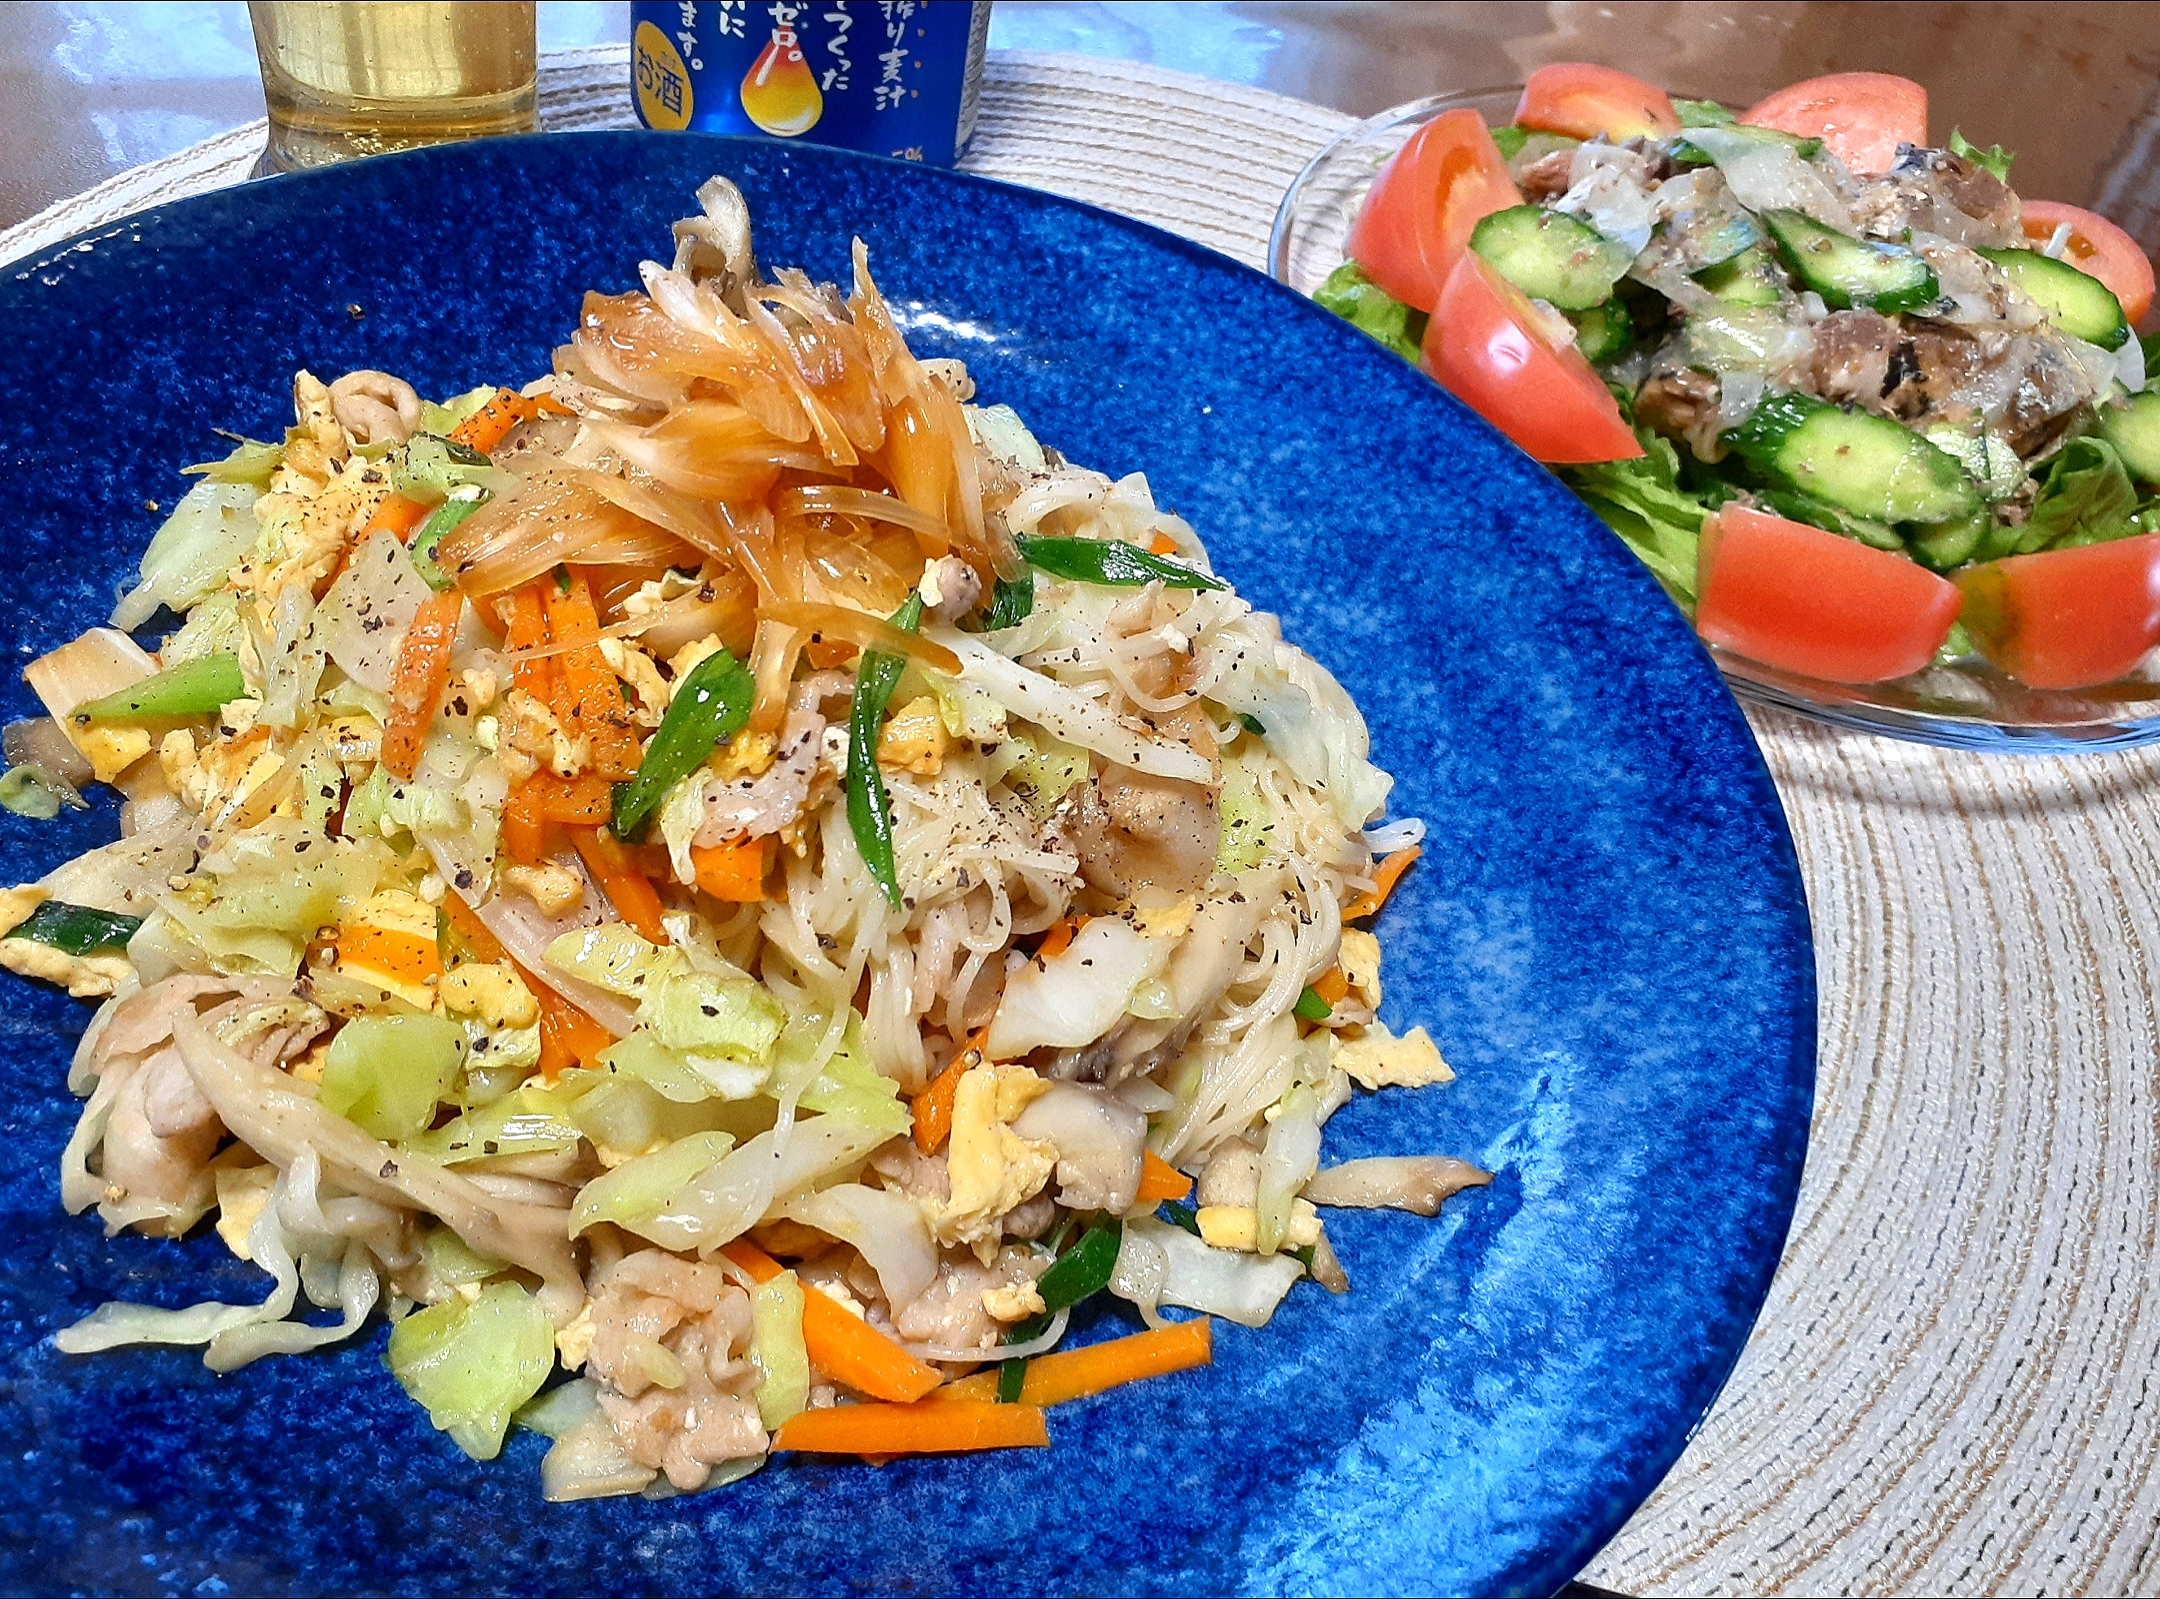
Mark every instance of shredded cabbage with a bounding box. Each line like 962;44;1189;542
405;1083;582;1164
569;1129;736;1236
1125;1215;1303;1326
598;1030;768;1102
319;1012;467;1140
384;1280;554;1460
1208;625;1392;829
1256;1084;1323;1255
111;480;261;630
747;1269;810;1429
789;1014;910;1137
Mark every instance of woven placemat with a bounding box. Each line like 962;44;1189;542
11;45;2160;1599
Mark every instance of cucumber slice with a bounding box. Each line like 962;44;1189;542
2100;390;2160;484
1469;206;1635;311
1756;487;1904;551
1908;511;1993;572
1670;125;1822;166
1724;393;1983;525
1760;209;1940;315
1977;247;2129;350
1569;301;1635;363
1694;245;1787;308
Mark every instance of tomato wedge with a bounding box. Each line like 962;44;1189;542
1515;63;1679;143
1696;505;1961;683
1952;532;2160;690
1346;108;1520;314
1419;252;1642;465
2021;200;2154;324
1741;72;1926;175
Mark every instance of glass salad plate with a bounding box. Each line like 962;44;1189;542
0;132;1812;1596
1271;88;2160;754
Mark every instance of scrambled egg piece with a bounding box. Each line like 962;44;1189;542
458;667;500;712
503;862;584;917
668;636;727;683
0;937;132;998
555;1300;597;1369
213;1164;278;1262
352;888;435;940
166;727;286;826
877;696;950;776
498;688;588;786
929;1065;1056;1260
336;888;441;1008
0;886;46;936
1338;928;1382;1008
712;728;776;781
597;638;672;727
982;1279;1048;1322
74;722;154;786
1334;1022;1453;1090
441;959;539;1031
1196;1199;1323;1252
320;714;384;771
1129;897;1197;939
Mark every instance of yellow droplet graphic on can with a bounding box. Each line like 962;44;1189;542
632;20;694;132
740;27;822;137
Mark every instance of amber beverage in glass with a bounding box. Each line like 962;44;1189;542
248;1;537;171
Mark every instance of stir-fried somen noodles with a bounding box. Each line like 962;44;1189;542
2;179;1487;1497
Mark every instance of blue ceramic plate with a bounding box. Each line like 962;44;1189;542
0;133;1812;1597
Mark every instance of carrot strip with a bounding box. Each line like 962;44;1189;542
933;1320;1213;1409
910;1024;989;1155
447;387;533;453
500;583;555;701
1147;531;1179;557
1312;966;1350;1006
572;827;670;944
911;1057;969;1156
544;569;641;779
538;773;617;824
1136;1149;1193;1204
364;493;432;542
502;783;548;865
439;892;507;963
692;836;769;902
1035;914;1083;962
534;980;612;1079
380;589;465;779
771;1400;1047;1458
722;1239;942;1403
1346;846;1421;921
334;925;443;988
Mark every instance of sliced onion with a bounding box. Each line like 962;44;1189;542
761;598;959;674
903;1306;1069;1365
437;471;662;596
779;484;947;543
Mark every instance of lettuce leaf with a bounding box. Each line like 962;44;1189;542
1559;427;1715;609
2022;437;2138;551
1313;261;1426;364
1948;129;2014;184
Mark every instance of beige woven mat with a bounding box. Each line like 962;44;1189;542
11;45;2160;1599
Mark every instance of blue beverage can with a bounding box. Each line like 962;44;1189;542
630;2;991;166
